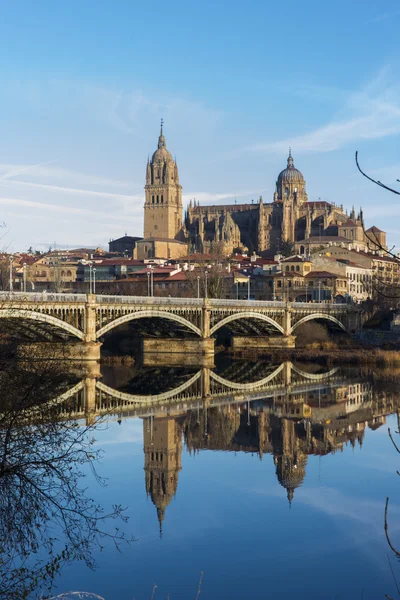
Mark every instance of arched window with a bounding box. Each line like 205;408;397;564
156;195;159;204
286;266;289;271
61;270;65;277
300;245;305;255
291;265;294;271
161;195;163;204
152;195;155;204
296;265;300;272
67;270;72;277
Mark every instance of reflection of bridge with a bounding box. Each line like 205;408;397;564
0;293;361;360
55;361;348;422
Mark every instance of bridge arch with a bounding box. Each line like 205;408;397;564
96;310;202;339
291;364;339;380
210;362;285;391
0;308;84;340
96;370;202;404
209;312;284;336
291;313;347;334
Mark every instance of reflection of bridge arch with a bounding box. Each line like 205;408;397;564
291;313;347;334
96;310;201;339
210;363;285;391
209;312;284;336
96;370;202;403
53;381;85;403
291;364;339;381
0;309;84;340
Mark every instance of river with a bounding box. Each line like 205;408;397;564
2;356;400;599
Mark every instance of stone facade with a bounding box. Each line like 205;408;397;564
144;122;182;240
142;127;386;258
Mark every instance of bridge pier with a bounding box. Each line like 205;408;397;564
17;341;101;361
232;336;296;351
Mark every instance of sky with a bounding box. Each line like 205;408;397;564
0;0;400;252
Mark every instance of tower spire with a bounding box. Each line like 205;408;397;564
287;148;294;168
160;117;164;135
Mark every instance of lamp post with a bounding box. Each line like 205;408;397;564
88;261;93;294
150;266;154;297
236;280;239;300
305;282;308;303
205;270;208;299
318;280;322;303
197;275;200;299
247;275;251;300
147;271;150;296
23;262;27;292
9;256;13;292
93;268;96;294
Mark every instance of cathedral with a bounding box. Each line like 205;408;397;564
134;124;386;260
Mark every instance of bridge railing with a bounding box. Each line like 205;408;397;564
95;295;203;305
0;292;353;311
0;291;87;302
290;301;350;310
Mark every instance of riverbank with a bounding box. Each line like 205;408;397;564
231;346;400;366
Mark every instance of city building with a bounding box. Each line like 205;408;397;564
108;235;142;256
136;124;386;259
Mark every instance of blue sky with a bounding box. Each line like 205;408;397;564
0;0;400;251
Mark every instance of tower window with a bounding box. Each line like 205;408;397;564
152;195;155;204
156;195;159;204
161;195;163;204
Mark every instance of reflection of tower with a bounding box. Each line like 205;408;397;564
273;418;307;506
143;416;182;536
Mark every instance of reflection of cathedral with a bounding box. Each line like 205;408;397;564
142;381;397;531
143;415;183;536
135;124;386;259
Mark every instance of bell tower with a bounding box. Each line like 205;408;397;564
144;121;183;240
143;415;182;536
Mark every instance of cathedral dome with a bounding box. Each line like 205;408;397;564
152;128;173;163
277;150;305;185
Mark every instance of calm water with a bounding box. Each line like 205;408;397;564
4;357;400;600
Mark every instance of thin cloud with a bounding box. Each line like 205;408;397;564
0;196;140;222
183;190;259;204
249;69;400;154
364;9;400;25
0;178;138;201
0;163;132;189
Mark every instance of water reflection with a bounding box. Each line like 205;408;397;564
3;357;400;598
55;359;399;533
0;360;132;600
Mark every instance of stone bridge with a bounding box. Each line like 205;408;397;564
53;361;348;424
0;292;363;360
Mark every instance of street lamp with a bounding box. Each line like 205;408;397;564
23;262;27;292
247;276;251;300
205;271;208;299
88;261;93;294
318;280;322;303
236;280;239;300
93;268;96;294
147;267;154;297
305;281;308;303
197;275;200;299
9;256;13;292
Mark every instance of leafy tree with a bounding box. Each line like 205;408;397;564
279;238;295;258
